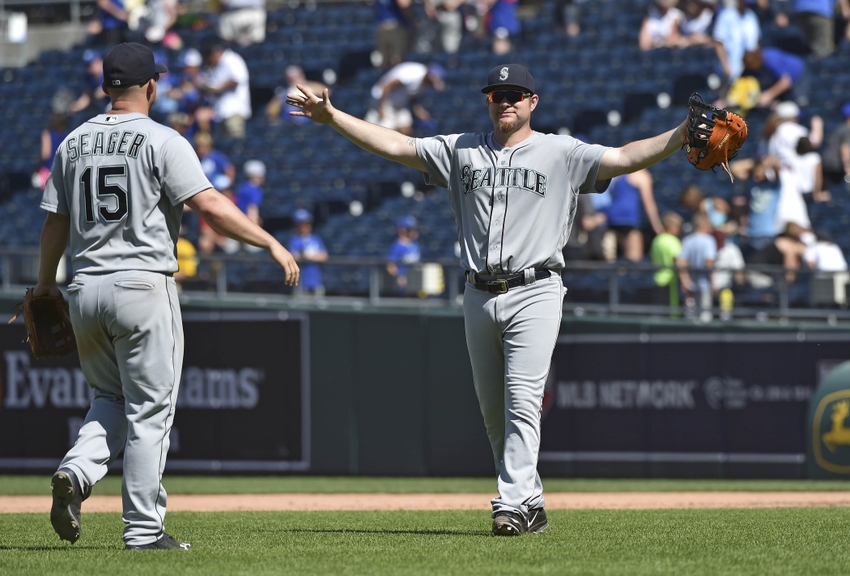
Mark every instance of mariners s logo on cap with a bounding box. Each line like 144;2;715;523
482;63;535;95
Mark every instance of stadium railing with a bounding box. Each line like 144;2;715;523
2;245;849;322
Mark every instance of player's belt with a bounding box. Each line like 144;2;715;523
466;269;552;294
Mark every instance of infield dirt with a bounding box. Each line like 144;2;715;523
3;491;850;513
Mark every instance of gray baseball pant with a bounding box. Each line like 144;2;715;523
463;272;564;517
58;270;183;546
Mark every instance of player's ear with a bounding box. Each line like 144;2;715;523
529;94;539;111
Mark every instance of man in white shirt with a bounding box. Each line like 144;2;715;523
712;0;761;82
364;61;445;135
218;0;266;46
805;230;848;274
202;44;252;138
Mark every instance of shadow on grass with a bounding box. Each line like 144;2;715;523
0;545;110;551
282;528;490;537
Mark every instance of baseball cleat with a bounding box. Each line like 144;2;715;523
527;508;549;534
492;511;526;536
50;469;82;544
125;533;192;550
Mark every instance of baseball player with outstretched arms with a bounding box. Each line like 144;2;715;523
288;63;686;536
38;43;299;550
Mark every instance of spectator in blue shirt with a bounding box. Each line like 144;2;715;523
221;160;266;254
68;50;108;122
236;160;265;226
791;0;849;57
193;132;235;184
151;51;179;118
743;46;808;108
736;156;782;253
288;209;329;295
169;48;205;116
387;215;421;293
95;0;128;46
488;0;521;54
375;0;414;68
677;213;717;319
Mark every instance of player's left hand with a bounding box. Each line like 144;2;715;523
286;86;334;124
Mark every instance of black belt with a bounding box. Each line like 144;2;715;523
466;269;552;294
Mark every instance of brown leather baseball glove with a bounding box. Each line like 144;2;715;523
683;93;748;182
8;288;77;358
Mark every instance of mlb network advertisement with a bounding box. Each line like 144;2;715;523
540;332;850;463
0;312;309;471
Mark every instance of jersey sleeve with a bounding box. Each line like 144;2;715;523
416;134;460;189
40;148;69;215
566;139;611;194
159;136;213;205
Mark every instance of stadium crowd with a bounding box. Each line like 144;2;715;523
14;0;850;307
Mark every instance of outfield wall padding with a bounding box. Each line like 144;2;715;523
2;295;849;478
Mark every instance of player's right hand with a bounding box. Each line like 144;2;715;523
286;86;334;124
270;244;300;287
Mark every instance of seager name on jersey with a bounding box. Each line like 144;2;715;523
460;164;547;197
65;130;148;162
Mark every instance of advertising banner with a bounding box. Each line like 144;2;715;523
0;311;309;472
540;332;850;465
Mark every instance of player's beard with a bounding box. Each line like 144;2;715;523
498;118;518;133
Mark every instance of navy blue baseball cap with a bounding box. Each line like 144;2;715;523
103;42;168;88
481;64;535;94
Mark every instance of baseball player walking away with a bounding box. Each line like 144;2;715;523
287;63;687;536
38;43;299;550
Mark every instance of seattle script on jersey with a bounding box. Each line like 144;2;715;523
460;163;548;197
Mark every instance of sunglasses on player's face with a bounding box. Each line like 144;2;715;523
487;90;532;104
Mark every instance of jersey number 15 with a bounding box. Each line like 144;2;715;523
81;165;128;223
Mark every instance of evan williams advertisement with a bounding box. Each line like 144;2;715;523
540;332;850;463
0;312;309;472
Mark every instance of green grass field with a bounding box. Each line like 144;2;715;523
2;509;850;575
3;477;850;575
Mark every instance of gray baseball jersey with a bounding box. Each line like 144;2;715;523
416;131;609;274
42;112;210;547
41;112;211;274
